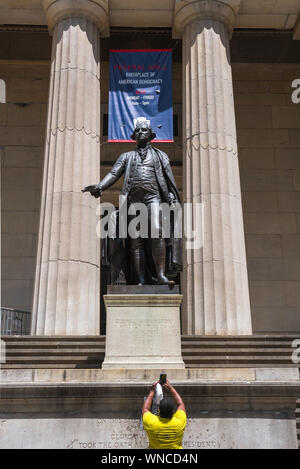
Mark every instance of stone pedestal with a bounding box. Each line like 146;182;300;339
102;290;185;369
174;0;252;336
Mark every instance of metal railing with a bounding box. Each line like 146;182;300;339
1;307;31;335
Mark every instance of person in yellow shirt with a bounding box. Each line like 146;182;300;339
142;379;187;449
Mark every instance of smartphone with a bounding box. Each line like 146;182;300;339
159;373;167;385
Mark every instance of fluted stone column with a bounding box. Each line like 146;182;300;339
31;0;109;335
174;0;252;335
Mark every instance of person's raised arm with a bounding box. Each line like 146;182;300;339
164;380;186;413
142;381;159;415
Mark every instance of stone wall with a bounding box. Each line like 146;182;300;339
1;59;300;333
0;368;299;449
234;63;300;333
0;414;297;449
0;63;49;312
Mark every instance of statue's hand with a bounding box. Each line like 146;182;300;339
82;184;102;198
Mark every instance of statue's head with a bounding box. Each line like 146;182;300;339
130;117;156;142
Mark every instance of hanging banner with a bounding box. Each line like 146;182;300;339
108;49;173;142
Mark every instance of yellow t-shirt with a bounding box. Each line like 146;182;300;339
143;410;186;449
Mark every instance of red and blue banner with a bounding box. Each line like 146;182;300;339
108;49;173;142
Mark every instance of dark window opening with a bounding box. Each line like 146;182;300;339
173;114;178;137
103;113;109;137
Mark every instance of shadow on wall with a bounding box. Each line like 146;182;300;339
0;79;6;103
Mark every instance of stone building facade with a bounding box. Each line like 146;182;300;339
0;0;300;449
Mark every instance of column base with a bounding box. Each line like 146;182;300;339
102;290;185;370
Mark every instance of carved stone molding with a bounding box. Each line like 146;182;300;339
173;0;241;38
43;0;109;36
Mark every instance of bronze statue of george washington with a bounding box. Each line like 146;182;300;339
82;117;182;286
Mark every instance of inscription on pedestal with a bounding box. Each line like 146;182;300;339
102;292;185;369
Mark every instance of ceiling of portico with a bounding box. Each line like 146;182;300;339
1;0;300;37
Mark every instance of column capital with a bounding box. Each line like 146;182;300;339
43;0;110;36
173;0;241;38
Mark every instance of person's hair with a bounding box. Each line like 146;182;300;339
159;397;175;419
130;127;156;140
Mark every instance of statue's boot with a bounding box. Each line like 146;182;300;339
152;239;175;286
133;247;145;285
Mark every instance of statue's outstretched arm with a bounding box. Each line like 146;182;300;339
82;153;127;198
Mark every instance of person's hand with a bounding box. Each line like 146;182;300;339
163;379;172;390
82;184;102;198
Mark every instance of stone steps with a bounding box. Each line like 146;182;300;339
184;355;295;362
4;344;104;352
2;336;105;368
4;356;292;363
182;348;293;354
181;335;299;341
181;341;296;347
3;336;104;342
4;342;105;348
3;357;103;364
5;347;294;355
1;335;300;369
4;340;297;346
